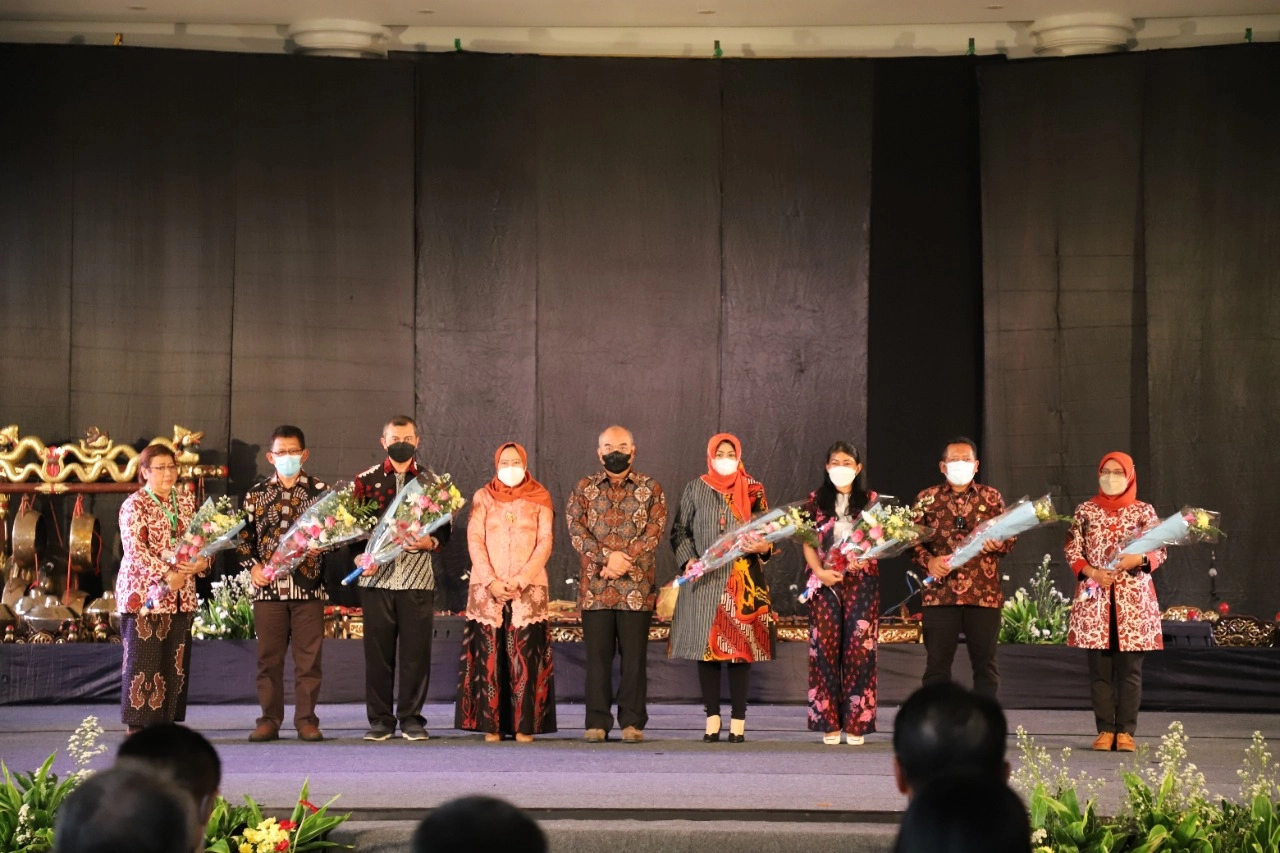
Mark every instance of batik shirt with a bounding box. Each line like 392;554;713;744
116;488;199;614
566;469;667;612
236;472;329;602
911;482;1014;608
353;458;451;591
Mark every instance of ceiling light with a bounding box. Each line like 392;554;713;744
128;4;147;9
986;3;1004;8
697;9;715;14
417;9;435;13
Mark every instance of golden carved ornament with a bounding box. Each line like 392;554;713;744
1211;615;1278;648
0;424;223;484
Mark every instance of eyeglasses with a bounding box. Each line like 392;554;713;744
270;449;304;457
148;465;178;473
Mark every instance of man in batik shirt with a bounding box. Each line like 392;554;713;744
911;437;1015;700
238;425;329;742
566;425;666;743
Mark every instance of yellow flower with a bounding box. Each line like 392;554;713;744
239;844;252;853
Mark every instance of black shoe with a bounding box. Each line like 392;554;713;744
363;727;394;742
727;733;745;743
702;732;720;743
401;722;430;742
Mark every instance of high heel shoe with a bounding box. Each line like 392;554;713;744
703;714;721;743
702;731;720;743
727;733;745;743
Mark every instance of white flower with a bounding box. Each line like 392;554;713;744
1031;828;1047;844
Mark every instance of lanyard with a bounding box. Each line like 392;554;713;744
145;487;181;543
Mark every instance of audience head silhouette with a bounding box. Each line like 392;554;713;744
892;681;1009;797
893;770;1032;853
54;763;195;853
117;723;222;852
411;796;546;853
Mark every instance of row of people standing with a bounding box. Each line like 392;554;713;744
114;419;1164;750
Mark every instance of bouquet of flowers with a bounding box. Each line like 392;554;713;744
174;496;246;564
205;779;348;853
1106;506;1223;570
674;503;817;588
798;499;933;603
1077;507;1224;604
263;482;379;582
946;495;1068;570
342;472;466;585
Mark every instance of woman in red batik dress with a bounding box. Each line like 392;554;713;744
116;444;211;732
669;433;774;743
801;441;879;745
1065;451;1166;753
456;442;557;742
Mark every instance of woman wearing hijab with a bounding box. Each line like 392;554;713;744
456;442;557;742
669;433;774;743
1064;452;1166;752
801;441;879;745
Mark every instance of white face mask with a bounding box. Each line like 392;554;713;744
496;465;525;488
944;461;976;487
1099;473;1128;496
712;457;739;477
827;466;858;488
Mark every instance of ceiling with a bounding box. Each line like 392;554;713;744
3;0;1280;27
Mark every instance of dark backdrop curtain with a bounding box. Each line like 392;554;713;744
980;44;1280;619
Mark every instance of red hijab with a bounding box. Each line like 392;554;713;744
484;442;554;511
1093;451;1138;511
700;433;763;522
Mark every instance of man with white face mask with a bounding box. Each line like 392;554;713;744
910;437;1014;699
236;425;330;742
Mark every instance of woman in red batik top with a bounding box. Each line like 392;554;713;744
1065;451;1166;753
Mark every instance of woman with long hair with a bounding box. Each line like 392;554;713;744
801;441;879;745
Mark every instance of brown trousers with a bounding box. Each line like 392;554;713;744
252;599;325;729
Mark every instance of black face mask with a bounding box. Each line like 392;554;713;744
601;451;631;474
386;442;416;464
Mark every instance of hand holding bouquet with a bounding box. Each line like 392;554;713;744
799;500;933;603
1105;506;1223;570
675;503;817;588
263;482;379;582
342;472;466;585
945;494;1067;571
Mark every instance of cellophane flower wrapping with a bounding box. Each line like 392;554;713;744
799;499;933;603
947;494;1064;569
675;502;817;588
264;481;378;581
174;496;246;563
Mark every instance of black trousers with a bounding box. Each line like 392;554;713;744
697;660;751;720
922;605;1001;700
581;609;651;733
360;587;434;730
1088;587;1145;734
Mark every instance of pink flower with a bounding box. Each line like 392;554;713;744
868;527;884;540
324;515;336;528
851;530;865;543
191;535;204;547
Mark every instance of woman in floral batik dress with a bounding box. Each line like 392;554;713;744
116;445;210;732
1065;451;1166;753
801;441;879;745
456;442;557;742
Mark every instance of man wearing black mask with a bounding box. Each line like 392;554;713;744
353;415;449;742
566;425;667;743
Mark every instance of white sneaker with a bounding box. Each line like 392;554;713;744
846;734;865;745
822;732;841;745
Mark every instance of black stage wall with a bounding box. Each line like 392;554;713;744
1;43;1277;618
979;45;1280;619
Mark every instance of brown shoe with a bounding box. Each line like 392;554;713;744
1092;732;1115;751
1115;733;1137;752
621;726;645;743
484;733;502;743
297;724;324;742
515;733;534;744
249;723;280;743
584;728;607;743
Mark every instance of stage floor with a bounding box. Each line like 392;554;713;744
3;702;1278;821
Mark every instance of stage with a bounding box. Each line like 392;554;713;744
4;623;1280;712
3;702;1278;853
